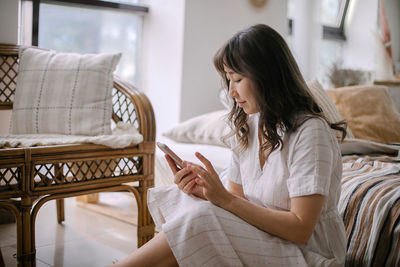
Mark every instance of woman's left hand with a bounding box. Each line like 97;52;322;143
187;152;234;208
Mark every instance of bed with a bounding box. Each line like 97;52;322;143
154;81;400;266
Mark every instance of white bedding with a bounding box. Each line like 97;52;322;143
154;136;231;187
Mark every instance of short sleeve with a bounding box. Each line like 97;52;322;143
226;150;242;184
286;118;338;198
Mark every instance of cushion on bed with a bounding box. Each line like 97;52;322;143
162;110;230;147
11;47;121;135
326;85;400;144
308;80;354;139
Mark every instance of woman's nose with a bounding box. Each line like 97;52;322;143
228;83;236;98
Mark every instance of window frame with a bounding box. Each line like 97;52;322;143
30;0;149;46
288;0;350;41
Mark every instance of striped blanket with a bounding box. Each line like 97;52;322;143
338;154;400;267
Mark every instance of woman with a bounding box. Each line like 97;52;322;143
112;24;347;267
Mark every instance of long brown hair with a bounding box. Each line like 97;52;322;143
213;24;346;154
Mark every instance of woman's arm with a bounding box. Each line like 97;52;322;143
190;152;325;244
229;181;247;199
223;193;325;244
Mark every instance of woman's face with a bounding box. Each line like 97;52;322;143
224;65;259;114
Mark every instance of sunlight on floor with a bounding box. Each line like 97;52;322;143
0;194;139;267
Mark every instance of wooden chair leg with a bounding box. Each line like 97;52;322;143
54;164;65;224
56;199;65;224
137;181;155;247
0;247;5;267
19;197;35;267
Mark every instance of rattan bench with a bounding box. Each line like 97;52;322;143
0;43;156;266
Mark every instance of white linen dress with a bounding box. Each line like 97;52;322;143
148;114;346;266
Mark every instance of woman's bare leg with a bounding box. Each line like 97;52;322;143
108;232;178;267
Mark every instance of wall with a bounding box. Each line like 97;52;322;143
0;0;19;134
288;0;397;86
342;0;400;78
140;0;186;139
342;0;379;72
179;0;287;122
141;0;287;136
0;0;19;44
291;0;322;82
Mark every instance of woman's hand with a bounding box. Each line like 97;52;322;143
187;152;234;207
165;154;205;199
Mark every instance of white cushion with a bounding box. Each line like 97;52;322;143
11;47;121;135
162;110;230;147
307;80;354;139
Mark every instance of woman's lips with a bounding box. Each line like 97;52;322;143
237;101;245;107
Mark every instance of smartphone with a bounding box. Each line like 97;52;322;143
156;142;184;168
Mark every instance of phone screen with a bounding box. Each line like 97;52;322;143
156;142;184;168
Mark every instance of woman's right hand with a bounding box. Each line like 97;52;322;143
165;154;205;199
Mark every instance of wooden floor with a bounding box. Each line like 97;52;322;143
0;193;139;267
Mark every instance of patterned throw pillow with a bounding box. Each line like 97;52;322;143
11;47;121;136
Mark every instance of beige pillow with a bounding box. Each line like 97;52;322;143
308;80;354;139
162;110;230;147
326;85;400;144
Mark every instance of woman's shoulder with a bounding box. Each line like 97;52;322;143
287;115;335;145
281;115;340;162
294;114;331;133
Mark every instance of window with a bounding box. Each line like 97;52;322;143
287;0;350;87
287;0;350;40
20;0;148;85
321;0;347;27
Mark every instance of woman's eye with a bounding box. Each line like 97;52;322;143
234;79;242;83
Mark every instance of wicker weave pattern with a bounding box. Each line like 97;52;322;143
0;166;21;190
0;43;156;266
33;156;143;187
112;87;139;128
0;55;17;105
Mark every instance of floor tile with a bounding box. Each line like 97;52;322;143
0;222;16;247
0;245;54;267
0;245;17;267
36;234;131;267
0;194;139;266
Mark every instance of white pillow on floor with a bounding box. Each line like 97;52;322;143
162;110;230;147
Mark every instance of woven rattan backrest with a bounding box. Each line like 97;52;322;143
112;82;138;129
0;43;155;139
0;44;18;110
